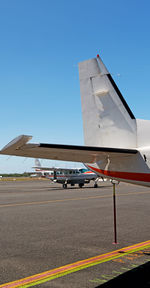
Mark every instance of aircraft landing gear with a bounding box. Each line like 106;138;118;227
63;183;67;189
94;183;98;188
79;183;84;188
94;178;99;188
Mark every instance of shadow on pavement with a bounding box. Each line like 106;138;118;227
49;185;112;191
95;261;150;288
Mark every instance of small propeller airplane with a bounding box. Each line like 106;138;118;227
0;54;150;187
33;159;99;188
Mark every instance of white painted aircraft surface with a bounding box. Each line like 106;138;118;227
33;159;99;188
0;54;150;187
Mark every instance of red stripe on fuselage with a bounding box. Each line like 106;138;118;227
87;165;150;183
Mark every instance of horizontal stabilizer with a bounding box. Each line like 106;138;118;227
0;135;138;163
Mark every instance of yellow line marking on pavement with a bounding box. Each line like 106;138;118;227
0;190;150;208
0;240;150;287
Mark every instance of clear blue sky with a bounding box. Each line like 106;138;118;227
0;0;150;173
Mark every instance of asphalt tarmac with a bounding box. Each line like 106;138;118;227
0;179;150;287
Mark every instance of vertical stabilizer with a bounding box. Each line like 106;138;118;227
79;55;137;148
35;159;41;167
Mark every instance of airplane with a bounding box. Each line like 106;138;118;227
33;159;100;188
1;54;150;187
33;159;50;177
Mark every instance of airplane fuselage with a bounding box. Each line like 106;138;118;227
47;170;97;184
87;148;150;187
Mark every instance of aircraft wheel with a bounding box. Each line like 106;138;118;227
79;183;84;188
94;183;98;188
63;183;67;189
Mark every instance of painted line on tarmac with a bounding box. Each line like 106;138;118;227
0;240;150;288
0;190;150;209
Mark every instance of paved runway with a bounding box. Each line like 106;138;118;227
0;180;150;287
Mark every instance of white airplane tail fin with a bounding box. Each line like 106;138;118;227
35;158;41;167
79;55;137;148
